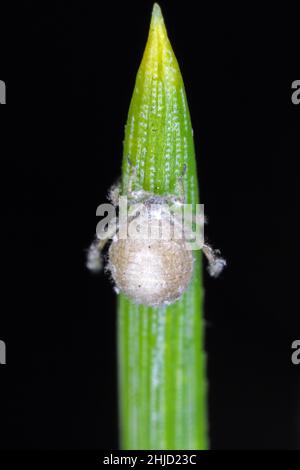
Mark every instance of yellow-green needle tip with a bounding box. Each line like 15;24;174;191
151;3;164;26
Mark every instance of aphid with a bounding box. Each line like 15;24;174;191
87;162;226;307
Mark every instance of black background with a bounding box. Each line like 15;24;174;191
0;0;300;450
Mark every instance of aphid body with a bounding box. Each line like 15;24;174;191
107;197;194;307
87;165;225;307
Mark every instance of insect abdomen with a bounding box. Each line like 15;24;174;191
107;238;193;307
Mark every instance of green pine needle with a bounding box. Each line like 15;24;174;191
117;3;208;450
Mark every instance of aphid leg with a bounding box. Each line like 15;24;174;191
86;236;111;273
202;243;226;277
174;163;187;203
126;156;140;194
108;180;121;207
86;239;103;273
162;167;186;206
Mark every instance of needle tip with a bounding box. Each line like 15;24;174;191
151;3;163;25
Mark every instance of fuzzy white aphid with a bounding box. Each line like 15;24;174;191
87;165;226;306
